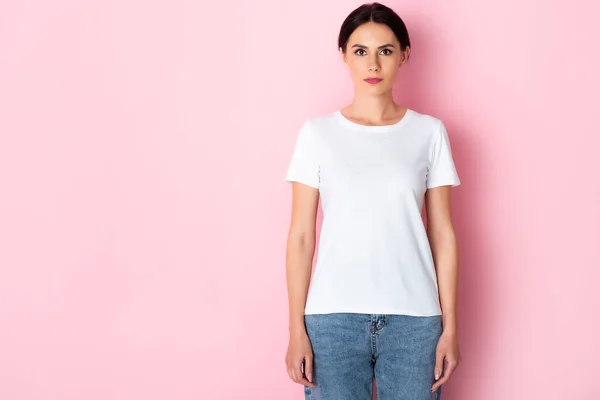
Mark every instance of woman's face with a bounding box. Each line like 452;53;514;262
339;22;409;94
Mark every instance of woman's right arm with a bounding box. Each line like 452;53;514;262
285;182;319;387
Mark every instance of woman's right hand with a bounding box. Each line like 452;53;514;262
285;331;316;387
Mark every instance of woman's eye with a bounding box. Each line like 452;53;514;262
355;48;392;56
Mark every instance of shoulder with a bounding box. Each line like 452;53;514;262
302;110;338;133
407;109;452;150
408;108;444;133
295;110;340;144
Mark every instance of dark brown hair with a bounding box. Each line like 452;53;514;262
338;2;411;60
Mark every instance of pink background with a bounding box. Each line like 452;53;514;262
1;0;598;399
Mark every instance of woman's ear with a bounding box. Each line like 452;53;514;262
399;47;410;68
339;47;347;64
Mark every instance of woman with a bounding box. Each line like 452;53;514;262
284;3;462;399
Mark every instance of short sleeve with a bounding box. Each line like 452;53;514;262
284;119;320;189
426;120;461;189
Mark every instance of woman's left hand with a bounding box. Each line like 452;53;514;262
431;330;461;392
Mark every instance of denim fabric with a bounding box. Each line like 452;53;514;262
303;313;444;400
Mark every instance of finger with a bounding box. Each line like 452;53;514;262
304;355;314;383
431;359;457;392
432;359;450;391
293;363;316;387
445;359;458;376
299;376;316;387
434;353;445;381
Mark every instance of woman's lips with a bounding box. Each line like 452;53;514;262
364;78;383;84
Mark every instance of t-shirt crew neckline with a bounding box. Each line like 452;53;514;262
335;108;413;132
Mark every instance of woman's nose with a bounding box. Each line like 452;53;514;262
369;59;380;72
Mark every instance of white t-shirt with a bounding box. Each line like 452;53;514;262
284;108;461;316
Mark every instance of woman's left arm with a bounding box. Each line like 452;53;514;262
425;185;462;392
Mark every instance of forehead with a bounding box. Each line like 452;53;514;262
348;22;397;46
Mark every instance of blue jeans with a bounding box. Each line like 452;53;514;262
303;313;444;400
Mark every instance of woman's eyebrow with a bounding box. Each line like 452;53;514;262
351;43;395;49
